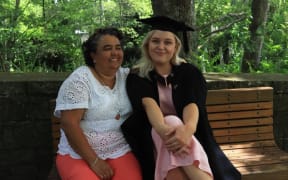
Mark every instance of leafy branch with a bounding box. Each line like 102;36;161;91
199;12;248;38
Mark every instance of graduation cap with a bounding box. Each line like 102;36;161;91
138;16;195;54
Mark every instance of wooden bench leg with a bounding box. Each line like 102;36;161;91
242;170;288;180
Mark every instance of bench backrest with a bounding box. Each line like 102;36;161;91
50;99;60;154
206;87;273;145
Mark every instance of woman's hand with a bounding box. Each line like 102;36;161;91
90;158;114;180
157;124;175;141
164;125;193;155
165;103;199;156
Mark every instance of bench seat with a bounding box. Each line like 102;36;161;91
206;87;288;179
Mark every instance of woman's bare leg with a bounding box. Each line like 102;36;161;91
182;165;212;180
166;167;189;180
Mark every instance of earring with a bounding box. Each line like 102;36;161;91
93;59;96;64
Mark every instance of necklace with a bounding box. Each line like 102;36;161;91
93;68;116;89
93;67;121;120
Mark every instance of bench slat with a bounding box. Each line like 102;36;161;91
219;140;276;150
223;146;281;157
52;130;60;138
215;132;274;144
242;171;288;180
210;117;273;128
238;162;288;175
53;141;59;154
52;122;60;129
233;157;288;167
206;87;273;105
51;116;60;124
213;125;273;137
208;109;273;121
206;101;273;113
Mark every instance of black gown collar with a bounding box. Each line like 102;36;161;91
149;65;177;87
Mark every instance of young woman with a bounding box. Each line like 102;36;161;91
121;16;241;180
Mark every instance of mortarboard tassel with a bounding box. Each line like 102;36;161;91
183;31;189;54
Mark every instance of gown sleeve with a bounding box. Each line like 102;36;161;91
180;64;242;180
125;73;156;111
121;72;156;180
180;63;207;109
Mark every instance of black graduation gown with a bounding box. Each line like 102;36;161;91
121;63;241;180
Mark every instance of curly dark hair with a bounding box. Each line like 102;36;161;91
81;28;124;67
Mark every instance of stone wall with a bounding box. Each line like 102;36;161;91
0;73;65;180
0;72;287;180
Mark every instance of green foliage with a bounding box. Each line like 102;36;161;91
195;0;250;72
0;0;287;73
194;0;288;73
261;0;288;72
0;0;151;72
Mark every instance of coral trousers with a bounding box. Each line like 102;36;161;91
56;152;142;180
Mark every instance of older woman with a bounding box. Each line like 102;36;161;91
54;28;142;180
121;16;241;180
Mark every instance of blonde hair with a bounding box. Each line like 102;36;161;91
134;30;186;79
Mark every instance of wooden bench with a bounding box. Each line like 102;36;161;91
48;86;288;179
50;100;60;157
206;86;288;180
47;99;61;180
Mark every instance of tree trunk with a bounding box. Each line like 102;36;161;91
241;0;269;72
99;0;105;25
151;0;196;57
1;0;21;71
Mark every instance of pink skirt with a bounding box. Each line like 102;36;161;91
151;115;213;180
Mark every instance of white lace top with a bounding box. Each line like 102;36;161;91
54;66;132;160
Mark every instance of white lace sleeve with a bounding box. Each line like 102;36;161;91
54;67;90;118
